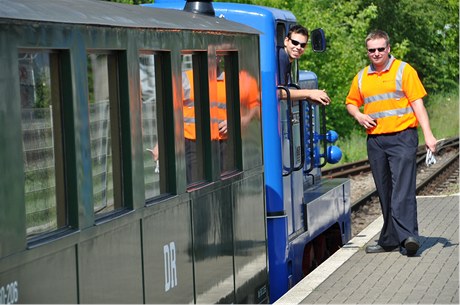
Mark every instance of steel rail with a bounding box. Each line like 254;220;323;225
324;136;459;179
351;150;459;212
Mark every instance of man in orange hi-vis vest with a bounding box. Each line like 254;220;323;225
183;57;260;185
346;30;437;257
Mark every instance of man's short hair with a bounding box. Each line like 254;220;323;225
365;30;390;47
287;24;309;39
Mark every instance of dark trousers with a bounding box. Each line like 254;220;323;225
185;139;199;185
185;138;233;185
367;128;419;247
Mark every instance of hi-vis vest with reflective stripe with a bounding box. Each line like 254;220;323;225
183;69;196;139
183;69;227;140
356;58;419;135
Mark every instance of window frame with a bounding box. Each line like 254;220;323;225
18;49;70;242
86;50;126;220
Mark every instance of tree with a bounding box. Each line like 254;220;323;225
216;0;458;138
216;0;379;137
291;0;378;137
366;0;459;93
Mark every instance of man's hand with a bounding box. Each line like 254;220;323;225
218;120;228;136
357;113;377;129
146;144;159;161
425;135;437;153
305;89;331;106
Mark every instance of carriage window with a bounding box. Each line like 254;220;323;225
139;53;161;199
181;54;206;185
213;54;237;174
19;51;67;237
87;52;123;217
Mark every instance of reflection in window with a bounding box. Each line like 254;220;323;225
238;68;262;170
139;53;160;199
213;55;235;174
87;53;119;216
182;55;205;185
19;51;66;237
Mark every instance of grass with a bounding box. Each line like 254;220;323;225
329;89;459;167
424;90;459;143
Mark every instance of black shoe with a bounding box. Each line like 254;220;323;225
365;244;398;254
404;237;420;256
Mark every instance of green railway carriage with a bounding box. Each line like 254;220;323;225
0;0;267;303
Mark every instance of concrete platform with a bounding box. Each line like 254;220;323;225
275;194;459;304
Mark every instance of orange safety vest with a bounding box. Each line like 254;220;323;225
238;70;260;111
183;69;198;140
183;69;226;140
183;69;259;140
211;72;228;140
346;56;427;135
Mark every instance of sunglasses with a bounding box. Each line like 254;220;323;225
367;47;387;53
289;38;307;48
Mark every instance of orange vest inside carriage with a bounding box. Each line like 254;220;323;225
183;69;259;140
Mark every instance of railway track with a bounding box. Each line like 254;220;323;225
323;136;459;211
321;136;459;237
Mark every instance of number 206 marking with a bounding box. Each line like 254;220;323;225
0;281;19;304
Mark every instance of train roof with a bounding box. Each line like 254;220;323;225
149;1;297;24
215;2;297;23
0;0;259;34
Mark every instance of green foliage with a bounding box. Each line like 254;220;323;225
34;72;51;109
366;0;459;93
215;0;459;139
333;130;368;165
290;0;378;138
423;88;459;141
215;0;379;137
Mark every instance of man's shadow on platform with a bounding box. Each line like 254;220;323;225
415;235;458;256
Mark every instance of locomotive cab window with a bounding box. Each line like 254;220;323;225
18;50;67;238
276;22;299;85
276;23;287;85
87;51;124;217
276;23;287;47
